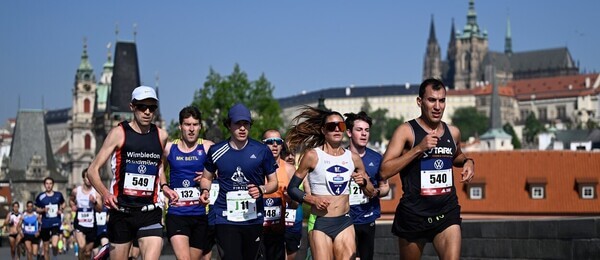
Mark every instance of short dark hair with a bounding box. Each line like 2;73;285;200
26;201;33;206
12;201;19;207
43;177;54;184
419;78;445;98
82;168;88;179
344;111;372;130
179;106;202;125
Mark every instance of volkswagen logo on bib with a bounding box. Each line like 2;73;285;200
182;179;190;188
266;198;274;206
434;159;444;170
138;165;147;174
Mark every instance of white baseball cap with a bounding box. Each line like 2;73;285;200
131;86;158;102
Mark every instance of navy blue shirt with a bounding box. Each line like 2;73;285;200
350;148;383;224
204;139;277;225
167;141;207;216
35;191;65;228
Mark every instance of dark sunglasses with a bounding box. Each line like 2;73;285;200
324;121;346;132
262;138;283;145
134;104;158;113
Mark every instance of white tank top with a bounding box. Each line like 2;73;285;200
76;186;97;228
308;148;354;196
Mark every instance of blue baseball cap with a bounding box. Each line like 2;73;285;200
228;103;251;123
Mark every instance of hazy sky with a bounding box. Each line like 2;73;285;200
1;0;598;125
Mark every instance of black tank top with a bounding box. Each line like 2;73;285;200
398;119;459;216
112;121;163;207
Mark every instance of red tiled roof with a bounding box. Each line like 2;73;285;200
507;73;600;101
381;151;600;216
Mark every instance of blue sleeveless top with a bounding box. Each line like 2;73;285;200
22;212;39;235
167;140;207;216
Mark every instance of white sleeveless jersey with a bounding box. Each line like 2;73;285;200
308;148;355;196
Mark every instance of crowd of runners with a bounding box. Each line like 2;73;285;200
4;79;474;260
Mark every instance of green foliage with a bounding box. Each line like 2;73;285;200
451;107;489;142
385;118;404;141
523;112;546;144
166;119;180;141
503;123;522;149
368;108;388;145
191;64;283;141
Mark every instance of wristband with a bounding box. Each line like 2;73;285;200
258;185;266;195
160;183;169;190
463;158;475;165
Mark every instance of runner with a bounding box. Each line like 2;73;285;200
261;129;290;260
18;201;40;260
92;206;109;260
88;85;168;260
160;106;214;260
199;103;279;260
345;111;390;260
35;177;66;260
4;201;23;260
286;106;374;259
69;168;103;260
280;143;303;260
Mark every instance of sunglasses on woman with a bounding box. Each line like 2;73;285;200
262;137;283;145
324;121;346;132
134;104;158;113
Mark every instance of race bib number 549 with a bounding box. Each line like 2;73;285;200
124;172;156;197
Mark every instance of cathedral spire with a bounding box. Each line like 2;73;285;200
449;18;456;45
505;15;513;56
467;0;477;26
428;15;437;44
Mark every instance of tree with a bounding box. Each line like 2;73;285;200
523;112;546;144
451;107;489;142
368;108;388;145
385;118;404;141
503;123;522;149
192;64;283;141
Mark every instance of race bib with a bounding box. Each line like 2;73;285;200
174;187;201;206
225;190;257;222
325;165;351;195
209;183;219;206
263;206;281;221
95;212;107;226
24;225;36;233
284;208;297;227
77;210;94;228
123;172;156;197
420;158;453;196
349;180;369;205
46;204;58;218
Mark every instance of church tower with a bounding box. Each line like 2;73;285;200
70;38;97;185
423;15;442;80
449;0;488;89
505;16;513;56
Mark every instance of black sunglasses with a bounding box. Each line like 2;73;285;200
134;104;158;113
324;121;346;132
262;138;283;145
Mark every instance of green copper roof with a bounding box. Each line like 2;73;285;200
480;128;512;140
78;39;93;72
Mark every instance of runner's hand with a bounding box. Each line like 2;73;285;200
102;193;119;209
162;186;179;203
247;184;261;199
199;189;210;205
313;197;330;211
193;171;203;183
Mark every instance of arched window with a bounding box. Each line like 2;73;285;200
85;134;91;150
84;98;90;113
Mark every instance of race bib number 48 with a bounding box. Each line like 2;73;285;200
124;172;156;197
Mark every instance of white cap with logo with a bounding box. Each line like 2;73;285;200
131;86;158;102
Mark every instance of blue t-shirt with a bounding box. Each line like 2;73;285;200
167;142;207;216
204;139;277;225
349;148;383;224
35;191;65;228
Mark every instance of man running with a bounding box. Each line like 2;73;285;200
345;111;390;260
18;201;41;260
381;78;475;260
88;86;168;260
35;177;66;260
160;106;214;260
199;103;279;260
69;168;103;260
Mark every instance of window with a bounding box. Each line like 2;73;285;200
84;98;91;113
531;186;544;199
469;187;483;199
527;177;547;199
582;186;594;199
84;134;91;150
538;107;547;122
576;178;597;199
557;106;566;120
